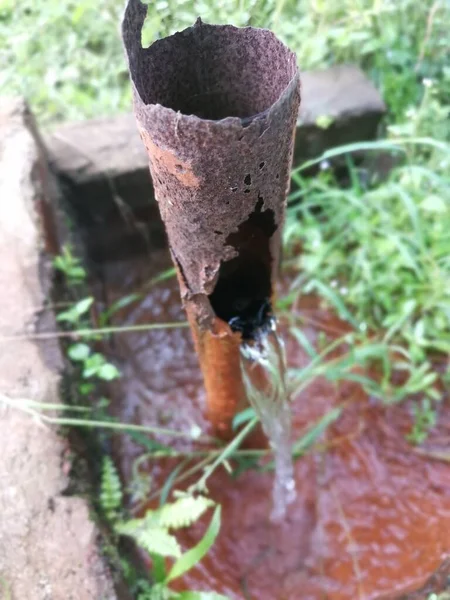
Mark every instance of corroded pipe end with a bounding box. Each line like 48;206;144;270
122;1;300;436
187;310;246;439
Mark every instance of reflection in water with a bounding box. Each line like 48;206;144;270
240;319;296;520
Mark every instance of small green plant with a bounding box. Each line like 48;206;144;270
100;458;227;600
56;296;93;326
68;343;120;381
406;397;437;445
53;245;86;285
100;456;123;522
53;245;121;396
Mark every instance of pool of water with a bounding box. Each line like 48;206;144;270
91;249;450;600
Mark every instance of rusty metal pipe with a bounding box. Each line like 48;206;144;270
122;0;300;438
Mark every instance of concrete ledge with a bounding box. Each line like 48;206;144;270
295;66;386;162
44;65;385;224
0;98;116;600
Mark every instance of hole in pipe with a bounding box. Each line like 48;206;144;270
208;200;276;340
208;199;296;518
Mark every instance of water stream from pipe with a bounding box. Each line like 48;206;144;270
240;318;296;521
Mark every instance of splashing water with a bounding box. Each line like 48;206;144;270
240;319;296;521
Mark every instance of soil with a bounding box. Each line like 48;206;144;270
90;241;450;600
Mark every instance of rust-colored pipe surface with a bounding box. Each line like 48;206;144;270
122;0;300;438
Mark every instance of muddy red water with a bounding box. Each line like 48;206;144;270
94;249;450;600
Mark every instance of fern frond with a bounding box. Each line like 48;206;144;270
100;457;123;521
158;496;214;530
117;519;181;558
116;494;215;565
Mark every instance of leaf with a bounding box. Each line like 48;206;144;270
150;552;167;584
232;407;255;430
117;520;181;558
98;363;121;381
100;293;141;326
53;256;65;271
290;327;317;359
82;353;106;377
56;307;79;324
145;582;171;600
53;248;86;282
140;527;182;559
293;139;405;174
68;266;86;281
73;296;94;316
315;114;333;129
79;382;94;395
68;343;91;361
420;195;447;213
147;267;177;287
166;505;221;583
158;496;214;530
56;297;94;324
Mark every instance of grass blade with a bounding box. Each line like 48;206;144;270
166;505;221;583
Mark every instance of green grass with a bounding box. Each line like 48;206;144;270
2;1;449;124
285;128;450;387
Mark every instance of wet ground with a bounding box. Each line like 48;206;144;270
92;246;450;600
